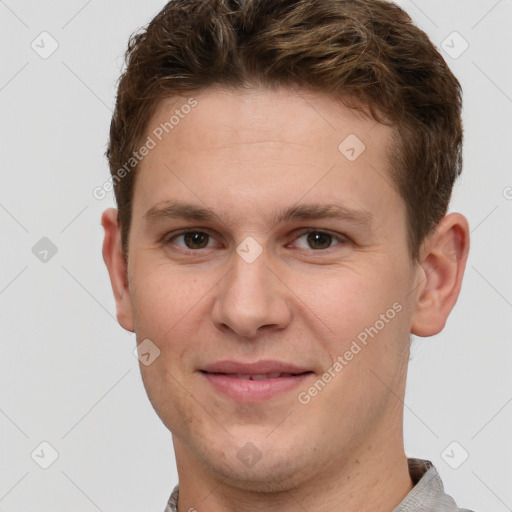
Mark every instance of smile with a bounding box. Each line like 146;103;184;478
213;372;303;380
200;371;314;402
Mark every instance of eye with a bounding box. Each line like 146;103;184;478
292;230;347;250
164;228;349;253
167;230;216;250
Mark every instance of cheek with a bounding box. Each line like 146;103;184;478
301;265;394;327
302;267;410;424
130;267;207;427
304;262;410;362
129;263;206;337
129;263;222;390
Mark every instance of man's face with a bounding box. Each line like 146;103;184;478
119;87;422;489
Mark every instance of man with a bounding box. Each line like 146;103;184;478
101;0;475;510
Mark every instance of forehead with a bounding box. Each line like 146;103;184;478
146;86;392;156
132;86;402;231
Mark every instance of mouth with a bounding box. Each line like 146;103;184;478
200;371;313;379
199;369;315;402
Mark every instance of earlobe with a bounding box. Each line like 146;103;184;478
410;213;470;337
101;208;135;333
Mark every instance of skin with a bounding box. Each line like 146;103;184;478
102;86;469;512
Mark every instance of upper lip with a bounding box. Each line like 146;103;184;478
200;360;312;375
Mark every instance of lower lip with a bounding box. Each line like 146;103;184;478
201;372;313;402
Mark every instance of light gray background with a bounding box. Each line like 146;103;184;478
1;1;511;510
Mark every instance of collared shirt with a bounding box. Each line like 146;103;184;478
164;458;476;512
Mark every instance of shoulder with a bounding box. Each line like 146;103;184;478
397;458;478;512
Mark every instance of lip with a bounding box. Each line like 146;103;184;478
199;360;314;403
200;359;311;375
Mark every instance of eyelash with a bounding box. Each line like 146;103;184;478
163;228;349;253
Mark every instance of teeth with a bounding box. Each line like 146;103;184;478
230;372;295;380
251;374;271;380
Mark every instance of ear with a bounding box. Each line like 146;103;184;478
101;208;135;332
411;212;470;337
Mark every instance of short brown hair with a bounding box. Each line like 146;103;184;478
107;0;463;262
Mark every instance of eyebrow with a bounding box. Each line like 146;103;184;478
143;200;374;228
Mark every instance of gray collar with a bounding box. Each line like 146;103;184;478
165;458;472;512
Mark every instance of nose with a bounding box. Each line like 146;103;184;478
211;247;292;339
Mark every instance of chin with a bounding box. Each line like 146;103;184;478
213;463;304;494
195;443;308;494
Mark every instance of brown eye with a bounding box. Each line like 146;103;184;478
306;232;333;250
183;232;210;249
293;230;346;250
169;231;213;250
